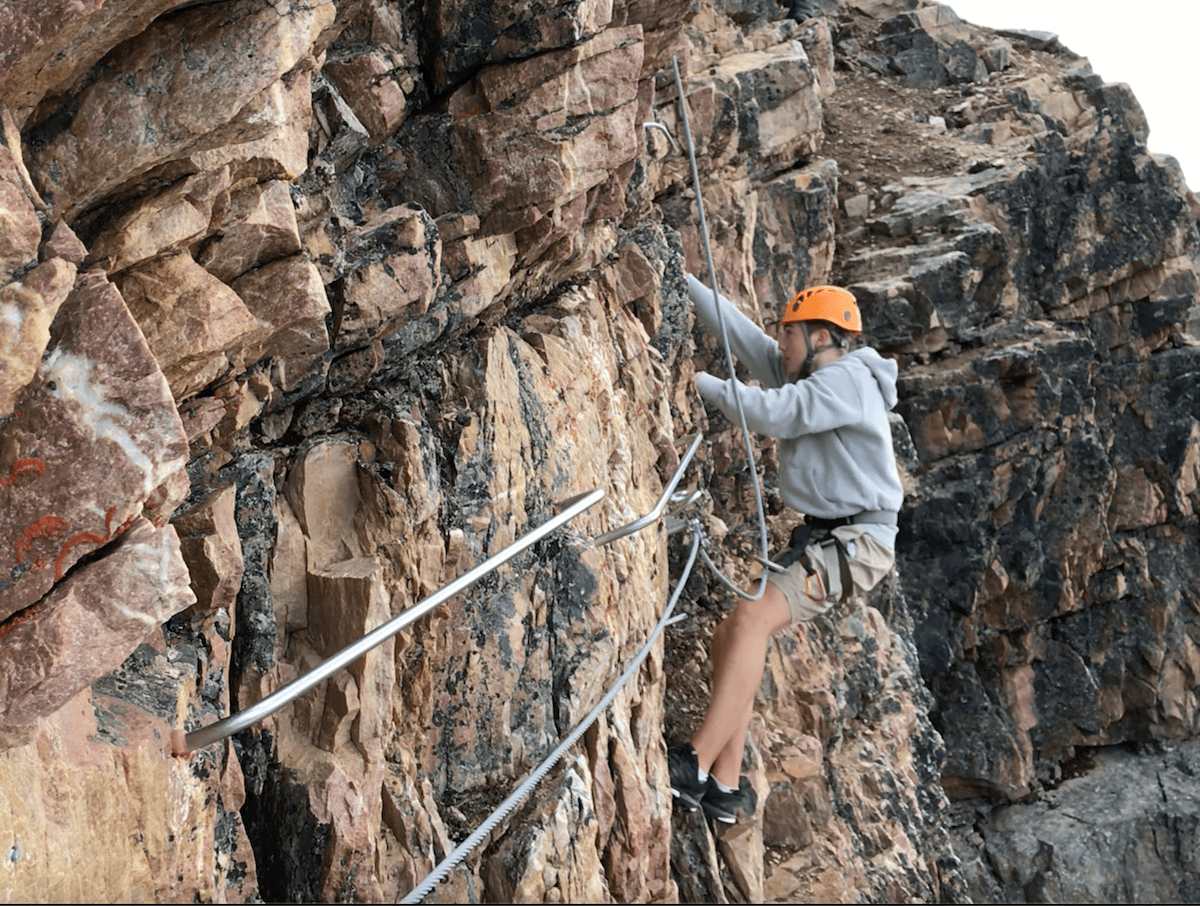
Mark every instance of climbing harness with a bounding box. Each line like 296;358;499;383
769;518;848;604
668;56;771;602
765;510;899;604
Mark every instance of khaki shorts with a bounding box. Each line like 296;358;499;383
769;525;895;623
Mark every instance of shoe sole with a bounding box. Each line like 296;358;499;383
671;788;703;811
673;788;740;823
701;804;737;824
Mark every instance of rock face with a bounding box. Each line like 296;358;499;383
1;0;1199;903
832;15;1200;781
953;739;1200;903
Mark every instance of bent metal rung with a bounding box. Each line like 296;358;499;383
172;487;606;755
592;433;703;546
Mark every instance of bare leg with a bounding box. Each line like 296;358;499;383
709;690;756;788
690;581;791;786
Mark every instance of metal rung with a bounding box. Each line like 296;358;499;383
173;488;606;755
669;489;704;509
592;434;703;547
755;555;789;574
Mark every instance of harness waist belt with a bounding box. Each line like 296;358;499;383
770;510;894;570
806;509;898;531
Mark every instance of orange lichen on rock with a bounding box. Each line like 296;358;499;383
0;457;47;489
52;506;136;580
14;514;68;565
8;457;46;484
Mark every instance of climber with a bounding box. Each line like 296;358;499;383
667;274;904;824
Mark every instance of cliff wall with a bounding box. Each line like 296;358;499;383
1;0;1198;902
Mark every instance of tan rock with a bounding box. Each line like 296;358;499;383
324;49;412;142
713;45;824;166
516;193;588;265
596;709;676;903
169;483;242;730
363;414;448;604
1;107;40;206
231;253;331;390
172;483;244;618
182;66;315;184
340;205;440;348
311;70;372;170
270;493;310;633
116;251;260;400
440;226;518;321
744;603;951;902
716;819;766;903
441;26;644;233
255;440;401;902
483;765;608;903
0;257;76;417
39;219;87;264
305;556;394;746
1011;73;1090;134
911;2;975;46
297;755;388;902
0;0;196;125
282;438;368;571
197;179;302;283
1108;465;1167;531
0;682;256;902
430;0;616;87
0;518;194;748
381;771;453;901
87;167;232;275
802;17;837;99
0;137;41;278
27;0;335;220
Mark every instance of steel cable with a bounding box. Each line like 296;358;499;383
399;525;704;904
670;56;771;601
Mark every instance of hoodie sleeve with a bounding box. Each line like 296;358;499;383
687;273;784;387
695;358;868;439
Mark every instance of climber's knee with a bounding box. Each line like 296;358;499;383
723;581;792;640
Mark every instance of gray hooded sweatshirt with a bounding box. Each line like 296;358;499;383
688;274;903;549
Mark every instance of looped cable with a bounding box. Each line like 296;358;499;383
643;120;679;156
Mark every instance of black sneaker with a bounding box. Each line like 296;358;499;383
701;775;758;824
667;743;707;811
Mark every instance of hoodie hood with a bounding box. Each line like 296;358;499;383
846;347;899;410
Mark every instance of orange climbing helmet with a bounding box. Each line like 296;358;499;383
781;285;862;335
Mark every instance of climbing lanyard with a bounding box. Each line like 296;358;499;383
670;56;770;601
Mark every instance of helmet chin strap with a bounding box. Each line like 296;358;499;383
797;322;838;379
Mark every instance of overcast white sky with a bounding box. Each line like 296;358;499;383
945;1;1199;190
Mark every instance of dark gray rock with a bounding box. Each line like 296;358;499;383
958;741;1200;903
